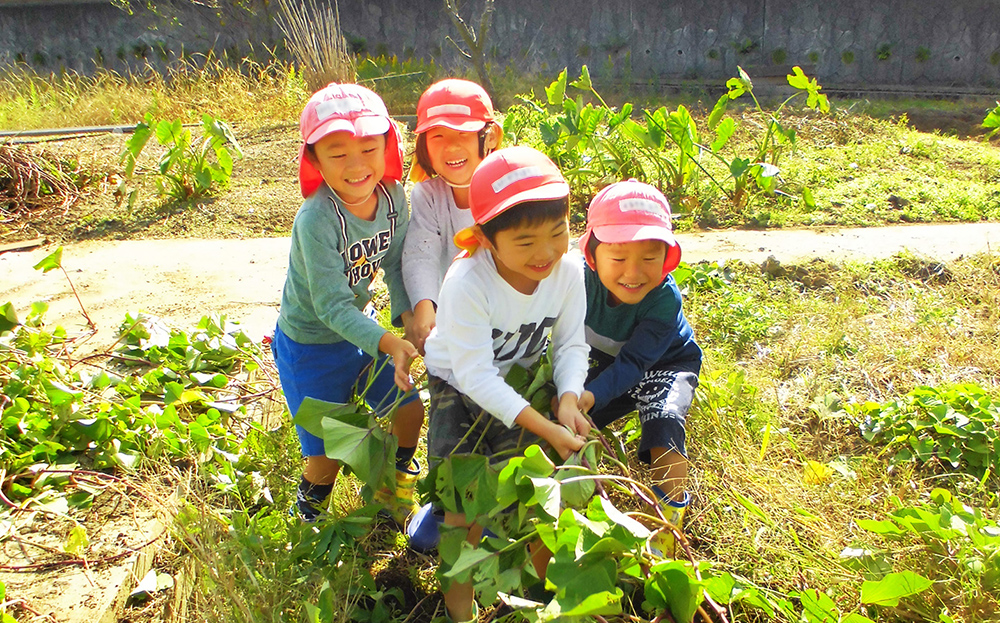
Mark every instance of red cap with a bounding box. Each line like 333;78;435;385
453;147;569;254
297;83;404;197
415;79;495;134
469;146;568;224
579;180;682;279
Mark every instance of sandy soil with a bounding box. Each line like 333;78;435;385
3;221;1000;350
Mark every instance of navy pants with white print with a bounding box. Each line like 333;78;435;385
588;360;701;464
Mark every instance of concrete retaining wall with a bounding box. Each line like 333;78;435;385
1;0;998;88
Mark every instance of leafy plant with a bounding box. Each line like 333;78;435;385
703;66;830;210
671;261;735;295
983;101;1000;140
853;384;1000;478
533;66;641;204
619;103;700;194
119;112;243;205
856;489;998;617
1;252;266;507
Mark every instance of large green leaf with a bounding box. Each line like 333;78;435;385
860;571;933;606
292;397;394;492
707;93;730;130
569;65;593;92
645;560;706;623
0;302;18;333
983;102;1000;139
545;68;568;106
712;118;736;152
797;588;839;623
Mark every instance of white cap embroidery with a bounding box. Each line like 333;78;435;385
427;104;473;117
491;166;544;193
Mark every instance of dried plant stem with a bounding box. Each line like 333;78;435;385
275;0;354;92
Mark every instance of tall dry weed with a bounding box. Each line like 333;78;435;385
275;0;355;93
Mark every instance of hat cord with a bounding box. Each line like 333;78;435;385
444;180;471;189
332;190;375;208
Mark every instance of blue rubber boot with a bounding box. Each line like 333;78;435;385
406;502;444;552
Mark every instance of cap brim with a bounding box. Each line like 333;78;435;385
305;115;391;144
478;181;570;224
415;117;488;134
590;223;678;247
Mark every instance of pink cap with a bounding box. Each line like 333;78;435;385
415;79;495;134
579;179;682;279
297;83;404;197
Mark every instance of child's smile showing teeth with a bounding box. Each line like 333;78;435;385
593;239;668;306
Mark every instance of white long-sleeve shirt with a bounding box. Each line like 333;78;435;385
423;249;590;427
401;176;475;308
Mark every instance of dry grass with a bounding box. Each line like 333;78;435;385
274;0;355;93
681;252;1000;619
0;55;306;132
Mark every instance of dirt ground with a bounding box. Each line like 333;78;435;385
4;221;1000;352
3;120;1000;623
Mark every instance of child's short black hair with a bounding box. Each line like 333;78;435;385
585;231;601;259
479;196;570;245
414;123;496;178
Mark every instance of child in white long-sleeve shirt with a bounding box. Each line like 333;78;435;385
421;146;591;623
401;79;502;354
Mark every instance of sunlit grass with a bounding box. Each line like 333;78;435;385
680;252;999;620
0;55;308;131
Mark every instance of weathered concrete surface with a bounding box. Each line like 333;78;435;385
1;0;998;88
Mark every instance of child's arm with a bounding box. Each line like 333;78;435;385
401;182;446;342
548;255;592;434
514;405;585;460
409;299;436;354
381;183;414;328
378;330;419;391
555;391;592;436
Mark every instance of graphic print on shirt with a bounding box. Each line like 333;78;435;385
492;317;556;362
330;183;398;288
345;231;392;287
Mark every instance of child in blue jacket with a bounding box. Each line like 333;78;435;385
578;180;702;557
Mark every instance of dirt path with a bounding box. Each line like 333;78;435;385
3;222;1000;348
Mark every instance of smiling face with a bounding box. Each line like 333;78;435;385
593;239;668;306
308;130;386;210
478;216;570;294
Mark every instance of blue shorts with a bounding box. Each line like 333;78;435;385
270;325;418;457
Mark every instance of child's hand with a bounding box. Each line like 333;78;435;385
378;332;419;392
408;299;437;355
547;424;586;460
514;406;585;460
556;392;593;437
578;390;595;415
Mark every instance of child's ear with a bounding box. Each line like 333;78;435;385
471;224;493;250
304;145;319;167
484;124;503;153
